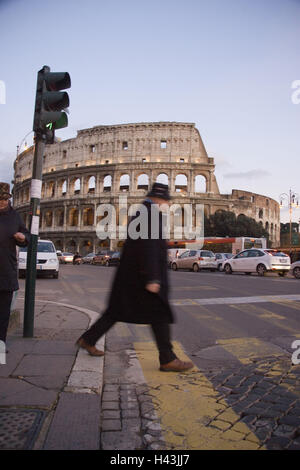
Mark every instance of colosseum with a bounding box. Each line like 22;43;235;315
13;121;280;253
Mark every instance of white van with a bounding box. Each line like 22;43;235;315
18;239;59;279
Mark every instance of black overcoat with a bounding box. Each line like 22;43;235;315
0;204;30;292
105;200;174;324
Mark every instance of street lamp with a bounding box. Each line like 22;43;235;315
279;189;300;252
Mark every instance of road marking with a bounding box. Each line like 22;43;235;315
171;294;300;306
229;304;297;335
134;341;262;450
217;337;286;365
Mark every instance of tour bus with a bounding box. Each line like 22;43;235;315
168;237;267;255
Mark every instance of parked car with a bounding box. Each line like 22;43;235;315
18;239;59;279
106;251;121;266
171;249;216;272
59;252;74;264
223;248;291;276
92;250;115;265
291;261;300;279
82;252;96;264
213;253;233;271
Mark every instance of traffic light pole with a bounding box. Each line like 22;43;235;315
23;133;45;337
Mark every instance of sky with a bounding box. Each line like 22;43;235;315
0;0;299;223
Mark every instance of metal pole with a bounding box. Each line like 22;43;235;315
23;133;45;337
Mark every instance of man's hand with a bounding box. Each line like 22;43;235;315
13;232;25;243
146;283;160;294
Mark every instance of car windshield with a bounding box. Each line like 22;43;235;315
112;253;120;257
201;251;214;257
20;242;55;253
264;250;288;257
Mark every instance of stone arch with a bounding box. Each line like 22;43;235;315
259;209;263;218
44;210;53;227
265;221;269;232
88;175;96;193
55;208;64;227
68;207;79;226
156;173;169;185
137;173;149;190
80;239;93;256
120;174;130;191
66;239;76;253
195;175;207;193
103;175;112;192
82;207;94;226
46;181;55;198
175;174;188;193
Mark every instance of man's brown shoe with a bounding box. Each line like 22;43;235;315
76;338;104;357
159;358;194;372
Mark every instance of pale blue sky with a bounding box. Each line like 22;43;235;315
0;0;299;223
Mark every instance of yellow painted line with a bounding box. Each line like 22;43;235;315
229;303;296;335
231;303;285;320
134;341;263;450
218;337;286;365
270;299;300;311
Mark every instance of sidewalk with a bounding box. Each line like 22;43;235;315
1;297;300;451
0;298;164;450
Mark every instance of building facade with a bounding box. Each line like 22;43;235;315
13;122;280;253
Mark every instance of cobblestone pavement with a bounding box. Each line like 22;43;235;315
205;356;300;450
100;326;300;450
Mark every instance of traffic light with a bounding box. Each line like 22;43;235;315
33;65;71;143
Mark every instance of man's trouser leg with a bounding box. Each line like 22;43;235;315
0;291;13;343
81;310;116;346
151;322;177;365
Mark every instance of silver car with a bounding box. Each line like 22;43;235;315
171;249;216;272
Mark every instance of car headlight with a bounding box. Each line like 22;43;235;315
48;259;57;263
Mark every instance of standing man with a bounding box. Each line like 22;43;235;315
0;183;30;344
77;183;194;372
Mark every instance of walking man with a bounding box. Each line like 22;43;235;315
0;183;30;344
77;183;194;372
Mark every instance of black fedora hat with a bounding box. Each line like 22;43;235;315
147;182;171;201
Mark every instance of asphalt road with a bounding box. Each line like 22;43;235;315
18;263;300;369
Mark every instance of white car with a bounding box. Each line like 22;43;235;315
223;248;291;277
213;253;233;271
18;239;59;279
291;261;300;279
171;249;216;272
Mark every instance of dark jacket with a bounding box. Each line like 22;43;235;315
105;199;174;324
0;204;30;292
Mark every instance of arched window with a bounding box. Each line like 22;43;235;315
74;178;81;194
68;208;79;226
137;174;149;190
55;209;64;226
120;174;130;191
83;207;94;226
45;211;53;227
156;173;168;185
259;209;263;219
195;175;207;193
103;175;112;192
175;174;188;193
88;176;96;193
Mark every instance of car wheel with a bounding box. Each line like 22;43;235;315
293;267;300;279
172;263;178;271
224;264;232;274
193;263;199;272
257;264;266;277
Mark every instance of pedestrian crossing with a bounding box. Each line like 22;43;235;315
110;299;300;450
